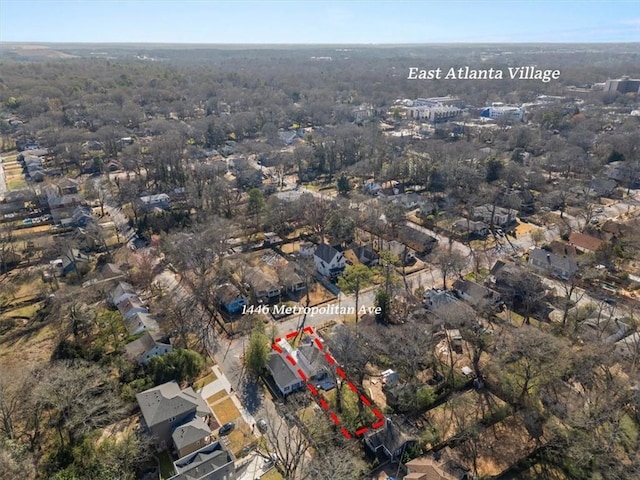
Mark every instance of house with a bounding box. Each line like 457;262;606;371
267;338;333;396
423;289;460;310
589;178;618;197
529;248;578;280
396;225;437;254
392;193;429;211
498;189;535;214
60;248;91;276
169;442;235;480
214;284;247;314
472;204;517;227
405;448;470;480
568;231;604;254
344;244;379;267
278;130;298;145
314;243;346;278
267;350;305;396
125;331;173;365
59;206;93;228
136;380;211;451
171;417;213;458
124;312;159;336
244;266;281;302
452;278;502;310
364;417;416;462
491;261;546;303
378;239;416;266
99;263;125;281
110;281;137;306
57;177;79;195
139;193;171;211
362;180;383;196
117;296;149;321
299;241;316;258
452;219;490;240
278;264;306;293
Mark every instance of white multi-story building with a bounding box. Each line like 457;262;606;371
480;104;524;122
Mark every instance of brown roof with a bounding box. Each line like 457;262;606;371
569;232;603;252
406;455;457;480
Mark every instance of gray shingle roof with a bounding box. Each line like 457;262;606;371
136;381;200;428
314;243;340;264
172;417;212;451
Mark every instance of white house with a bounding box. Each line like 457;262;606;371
313;243;346;278
109;281;137;306
124;312;159;336
125;332;173;365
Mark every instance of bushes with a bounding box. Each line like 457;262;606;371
146;348;205;385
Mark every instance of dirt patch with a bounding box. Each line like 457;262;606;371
212;397;241;425
299;283;336;307
98;414;141;444
423;390;507;443
206;390;228;405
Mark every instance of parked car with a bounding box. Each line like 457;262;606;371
218;421;235;436
257;418;268;433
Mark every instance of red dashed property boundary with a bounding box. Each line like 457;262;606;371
271;326;385;439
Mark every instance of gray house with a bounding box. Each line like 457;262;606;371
528;248;578;280
136;380;211;451
171;416;214;458
170;442;236;480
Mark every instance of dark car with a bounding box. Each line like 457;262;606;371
219;422;235;436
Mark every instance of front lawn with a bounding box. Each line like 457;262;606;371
212;397;241;425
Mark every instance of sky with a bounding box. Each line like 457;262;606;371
0;0;639;44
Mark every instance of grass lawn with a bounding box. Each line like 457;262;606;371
212;397;241;425
225;419;255;457
6;178;27;190
157;451;175;480
1;302;43;320
206;390;228;405
194;371;218;390
261;469;285;480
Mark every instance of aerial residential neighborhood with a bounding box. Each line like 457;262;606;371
1;2;640;480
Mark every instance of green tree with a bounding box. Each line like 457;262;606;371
147;349;205;385
246;188;265;235
245;328;270;376
338;264;373;329
336;174;351;196
485;157;504;183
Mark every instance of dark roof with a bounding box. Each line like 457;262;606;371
529;248;578;276
245;266;279;294
352;245;379;264
365;418;413;458
172;417;212;452
171;442;234;480
397;225;437;247
267;353;299;391
215;284;244;304
136;381;205;428
314;243;341;264
125;331;171;362
278;264;304;287
124;312;159;335
452;278;501;306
